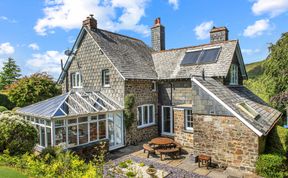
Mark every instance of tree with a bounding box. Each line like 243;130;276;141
264;33;288;112
0;58;21;90
7;73;61;107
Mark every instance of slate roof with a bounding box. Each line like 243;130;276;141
87;28;158;79
16;91;122;119
152;40;241;79
192;76;282;136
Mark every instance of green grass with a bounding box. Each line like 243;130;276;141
0;166;27;178
245;60;265;79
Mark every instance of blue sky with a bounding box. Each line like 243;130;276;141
0;0;287;79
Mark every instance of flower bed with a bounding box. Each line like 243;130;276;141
110;159;170;178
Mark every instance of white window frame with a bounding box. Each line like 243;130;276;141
152;81;157;92
137;104;155;128
230;64;238;85
102;69;110;87
185;109;193;131
71;72;82;88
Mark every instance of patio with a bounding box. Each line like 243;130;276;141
107;142;261;178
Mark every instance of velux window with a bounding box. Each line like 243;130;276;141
230;64;238;85
102;69;110;87
185;109;193;131
71;72;82;88
236;102;259;119
137;104;155;128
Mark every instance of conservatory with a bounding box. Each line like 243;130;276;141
16;91;124;151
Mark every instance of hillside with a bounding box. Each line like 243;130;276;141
245;60;265;79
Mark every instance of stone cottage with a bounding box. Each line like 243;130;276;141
17;16;282;171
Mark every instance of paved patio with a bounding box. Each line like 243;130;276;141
107;142;261;178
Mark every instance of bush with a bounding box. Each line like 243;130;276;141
0;113;38;155
0;106;8;112
0;93;15;110
256;154;287;178
266;125;288;155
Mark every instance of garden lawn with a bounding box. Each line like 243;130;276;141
0;166;27;178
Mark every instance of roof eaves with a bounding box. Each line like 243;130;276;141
191;77;263;136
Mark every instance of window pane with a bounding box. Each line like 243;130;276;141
68;126;77;146
149;105;154;123
99;120;106;139
68;118;77;125
104;70;110;85
40;119;45;125
78;117;88;123
90;122;98;141
72;73;76;87
108;118;114;146
137;107;142;126
99;114;106;120
76;73;80;86
91;116;98;120
46;120;51;127
55;127;66;145
40;127;45;147
55;120;64;127
36;125;40;145
46;127;51;146
78;123;88;144
143;106;148;124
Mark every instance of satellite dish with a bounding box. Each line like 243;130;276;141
64;49;73;56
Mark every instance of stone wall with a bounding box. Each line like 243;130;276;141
124;80;159;144
193;114;260;172
173;109;194;148
159;79;192;106
62;32;125;105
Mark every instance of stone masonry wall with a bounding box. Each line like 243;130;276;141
193;114;260;172
124;80;158;144
62;32;125;105
173;109;194;148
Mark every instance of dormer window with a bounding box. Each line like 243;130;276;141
102;69;110;87
230;64;238;85
71;72;82;88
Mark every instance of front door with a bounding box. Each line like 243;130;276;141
161;106;174;135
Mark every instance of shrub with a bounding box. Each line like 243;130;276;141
119;161;128;168
266;125;288;155
124;94;135;129
0;93;15;110
0;106;8;112
0;113;38;155
256;154;287;178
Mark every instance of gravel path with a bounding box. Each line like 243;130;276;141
105;155;207;178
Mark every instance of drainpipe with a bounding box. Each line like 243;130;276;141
170;82;173;105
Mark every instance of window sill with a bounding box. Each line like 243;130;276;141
137;123;156;129
182;129;193;134
72;86;83;89
102;85;111;88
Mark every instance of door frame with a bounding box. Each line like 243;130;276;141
161;106;174;136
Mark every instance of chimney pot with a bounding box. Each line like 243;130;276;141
83;14;97;31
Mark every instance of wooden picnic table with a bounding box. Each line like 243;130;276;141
150;137;174;146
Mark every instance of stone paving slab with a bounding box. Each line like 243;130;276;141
207;171;229;178
193;168;211;176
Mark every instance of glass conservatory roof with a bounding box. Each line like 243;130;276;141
16;91;122;119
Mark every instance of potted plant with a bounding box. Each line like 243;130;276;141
146;164;157;177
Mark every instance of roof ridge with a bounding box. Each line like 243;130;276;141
152;40;238;54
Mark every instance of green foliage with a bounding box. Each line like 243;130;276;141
256;154;287;178
266;125;288;155
0;58;21;90
119;161;128;168
0;148;104;178
245;60;265;79
139;162;145;167
124;94;135;129
7;73;61;107
0;93;15;110
0;106;8;113
0;113;38;155
126;171;136;177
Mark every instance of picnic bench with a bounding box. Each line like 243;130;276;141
143;144;155;158
157;148;180;161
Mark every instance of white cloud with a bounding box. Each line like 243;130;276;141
26;51;66;77
243;19;271;37
0;16;17;23
34;0;150;36
242;48;260;55
0;42;15;55
194;21;214;40
252;0;288;17
28;43;40;50
167;0;179;10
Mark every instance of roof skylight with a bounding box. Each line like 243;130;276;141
236;102;259;119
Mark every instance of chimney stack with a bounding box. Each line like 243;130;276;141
151;17;165;51
210;26;229;43
82;14;97;31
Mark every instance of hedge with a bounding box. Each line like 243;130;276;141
0;93;14;110
256;154;287;178
266;125;288;155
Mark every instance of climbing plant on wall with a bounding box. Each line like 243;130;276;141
124;94;135;129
